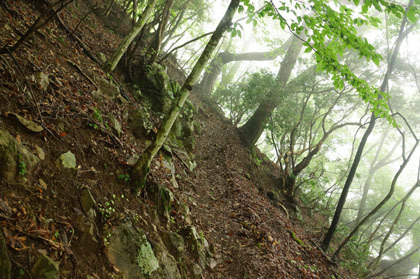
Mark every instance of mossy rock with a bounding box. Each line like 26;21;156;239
128;106;153;139
31;253;59;279
105;222;159;278
162;231;185;260
137;63;181;114
0;129;39;183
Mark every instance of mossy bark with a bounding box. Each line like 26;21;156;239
132;0;240;192
103;0;157;73
239;35;304;148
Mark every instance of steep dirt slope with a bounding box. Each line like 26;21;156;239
0;1;348;278
176;96;342;279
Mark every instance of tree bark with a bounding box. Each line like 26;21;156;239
103;0;157;72
132;0;240;192
148;0;174;64
322;2;412;254
0;0;74;55
353;132;400;228
199;36;293;96
239;36;304;149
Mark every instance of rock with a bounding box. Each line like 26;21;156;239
136;235;159;276
126;154;139;166
155;186;174;221
128;107;152;139
162;157;178;189
106;222;159;278
162;231;185;260
0;129;39;182
31;253;59;279
180;226;212;269
192;263;203;279
153;245;182;279
34;72;49;91
0;231;11;279
140;63;176;114
8;113;43;132
0;130;17;182
80;188;96;215
93;78;120;100
109;115;122;136
56;151;76;169
75;215;97;250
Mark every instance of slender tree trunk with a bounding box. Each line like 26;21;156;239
132;0;240;192
239;36;304;148
103;0;157;72
148;0;174;64
0;0;74;55
103;0;115;17
353;131;400;228
321;3;412;254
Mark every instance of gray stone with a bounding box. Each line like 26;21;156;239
0;129;39;182
0;130;18;182
57;151;76;169
93;78;120;100
109;115;122;136
141;63;174;114
180;226;212;269
153;245;181;279
192;263;203;279
31;253;59;279
80;188;96;215
0;231;11;279
162;157;178;189
162;231;184;260
155;186;174;221
106;222;159;278
128;107;152;139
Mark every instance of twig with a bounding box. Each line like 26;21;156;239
65;59;98;89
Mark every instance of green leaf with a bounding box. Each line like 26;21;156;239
304;46;312;53
407;7;418;23
372;56;380;66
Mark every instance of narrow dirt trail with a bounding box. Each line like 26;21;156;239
186;96;340;279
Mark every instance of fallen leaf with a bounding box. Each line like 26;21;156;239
7;112;43;132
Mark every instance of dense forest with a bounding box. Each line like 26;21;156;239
0;0;420;278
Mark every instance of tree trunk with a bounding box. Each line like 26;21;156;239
353;131;400;228
148;0;174;64
103;0;157;73
199;37;293;96
321;3;411;253
132;0;240;192
0;0;74;55
239;36;304;148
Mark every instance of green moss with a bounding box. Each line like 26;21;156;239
136;235;159;275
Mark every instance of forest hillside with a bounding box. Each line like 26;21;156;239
0;0;420;279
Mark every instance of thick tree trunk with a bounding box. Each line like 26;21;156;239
321;4;411;254
239;36;304;148
103;0;157;72
132;0;240;192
